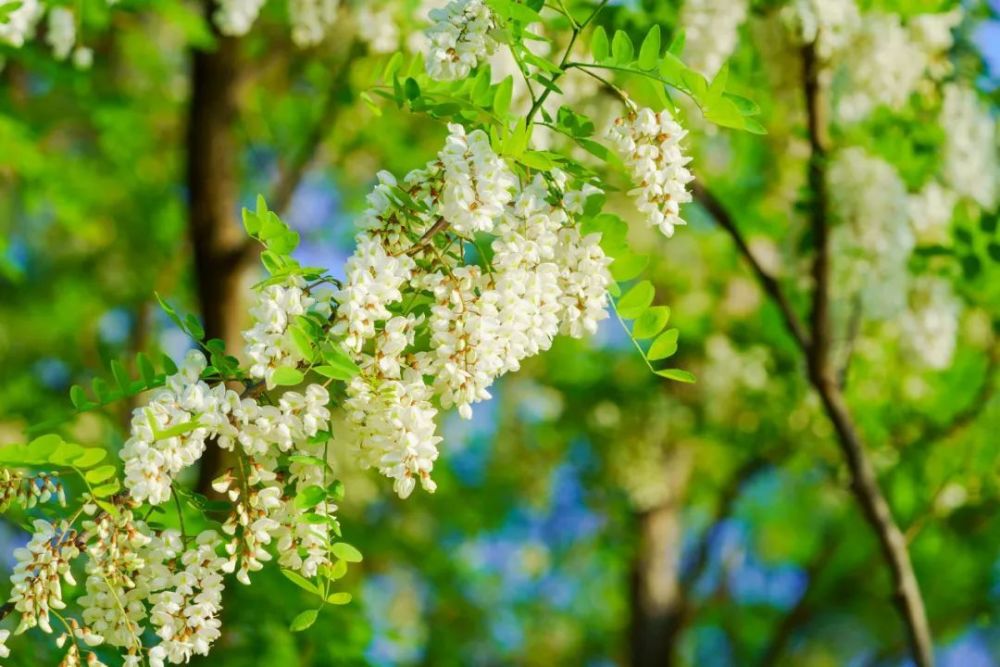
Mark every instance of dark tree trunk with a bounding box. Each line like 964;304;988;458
185;22;249;493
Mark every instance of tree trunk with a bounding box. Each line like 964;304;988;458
629;450;691;667
186;20;249;493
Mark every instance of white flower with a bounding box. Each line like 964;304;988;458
439;123;516;236
213;0;265;36
333;233;415;353
0;0;43;48
608;107;694;239
46;7;76;61
10;520;81;634
907;181;956;246
899;276;960;369
828;147;913;317
0;628;9;658
345;371;441;499
425;0;497;81
680;0;748;78
289;0;339;47
357;5;399;53
940;84;998;210
784;0;859;60
148;531;226;664
554;226;613;338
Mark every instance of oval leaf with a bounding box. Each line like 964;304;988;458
632;306;671;339
617;280;655;319
289;609;318;632
332;542;363;563
654;368;696;383
647;328;679;361
272;367;305;387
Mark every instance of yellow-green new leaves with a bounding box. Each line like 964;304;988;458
586;25;763;134
611;280;695;384
0;433;119;492
283;540;363;632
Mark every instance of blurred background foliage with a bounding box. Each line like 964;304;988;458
1;0;999;665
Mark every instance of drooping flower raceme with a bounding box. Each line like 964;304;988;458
213;0;266;36
940;84;999;210
828;147;914;318
680;0;749;78
46;6;75;60
289;0;340;47
899;276;960;370
608;107;694;239
333;124;613;497
0;0;43;48
424;0;497;81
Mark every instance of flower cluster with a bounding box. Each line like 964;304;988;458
10;520;81;635
244;276;333;388
335;126;612;497
608;107;694;239
424;0;497;81
899;276;960;370
289;0;340;48
941;84;998;210
828;147;914;317
213;0;266;36
0;0;42;48
680;0;749;78
0;469;65;510
784;0;859;60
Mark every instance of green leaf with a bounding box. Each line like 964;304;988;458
184;314;205;341
647;328;679;360
92;377;111;403
161;353;178;375
616;281;655;319
70;385;90;410
326;559;348;581
111;359;130;394
282;569;320;595
49;442;85;466
332;542;363;563
289;609;319;632
611;30;634;65
610;253;649;282
272;367;305;387
295;485;327;510
638;25;661;70
72;448;108;468
137;352;156;386
654;368;696;383
326;592;352;605
519;150;556;170
493;76;513;118
668;29;685;56
632;306;670;339
590;26;609;62
85;465;117;484
92;480;121;498
404;77;420;101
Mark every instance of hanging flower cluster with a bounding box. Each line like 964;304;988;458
336;124;612;498
608;107;695;239
0;0;92;68
424;0;498;81
680;0;749;78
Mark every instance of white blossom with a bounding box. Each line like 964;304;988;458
289;0;339;47
46;7;75;61
899;276;960;369
680;0;748;78
425;0;497;81
213;0;265;36
828;147;913;317
608;107;694;239
0;0;43;48
345;371;441;499
784;0;859;60
907;181;956;246
940;84;998;210
554;225;613;338
9;520;81;635
438;123;516;236
147;531;226;665
357;5;399;53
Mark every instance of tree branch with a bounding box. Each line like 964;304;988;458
692;42;935;667
692;183;810;351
